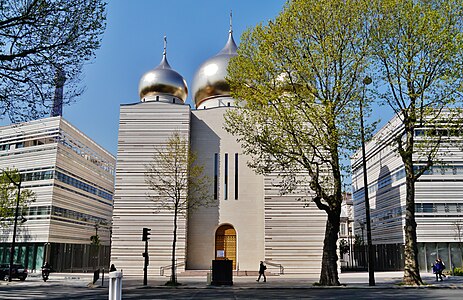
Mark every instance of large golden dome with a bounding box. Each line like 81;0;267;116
138;42;188;102
191;30;237;108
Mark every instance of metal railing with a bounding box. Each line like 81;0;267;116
159;260;185;276
264;261;284;275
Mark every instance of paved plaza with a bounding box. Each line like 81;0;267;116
0;271;462;299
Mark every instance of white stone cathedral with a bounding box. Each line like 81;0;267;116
110;25;327;277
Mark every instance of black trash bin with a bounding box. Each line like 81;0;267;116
211;260;233;286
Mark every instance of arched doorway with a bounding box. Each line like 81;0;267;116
215;224;236;269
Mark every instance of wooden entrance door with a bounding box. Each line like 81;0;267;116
215;225;236;269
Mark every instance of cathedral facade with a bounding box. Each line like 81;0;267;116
110;28;326;277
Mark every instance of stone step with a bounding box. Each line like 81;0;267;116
176;270;279;277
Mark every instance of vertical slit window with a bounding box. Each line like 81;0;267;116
234;153;238;200
224;153;228;200
214;153;218;200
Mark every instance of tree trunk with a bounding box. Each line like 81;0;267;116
319;210;341;286
170;206;178;284
401;130;423;285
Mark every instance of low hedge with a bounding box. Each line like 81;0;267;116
453;267;463;276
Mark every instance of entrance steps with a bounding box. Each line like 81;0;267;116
177;270;278;277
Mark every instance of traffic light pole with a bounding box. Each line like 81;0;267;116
143;239;148;286
142;227;150;286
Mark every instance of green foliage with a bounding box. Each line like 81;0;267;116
353;234;364;247
227;0;374;206
90;235;100;247
0;168;35;227
369;0;463;285
453;267;463;276
0;0;107;122
225;0;374;286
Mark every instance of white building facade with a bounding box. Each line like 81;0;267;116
0;117;115;272
111;29;327;277
352;114;463;271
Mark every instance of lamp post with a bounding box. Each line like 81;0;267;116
1;169;22;282
359;76;375;286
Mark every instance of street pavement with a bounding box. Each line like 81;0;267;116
0;271;462;299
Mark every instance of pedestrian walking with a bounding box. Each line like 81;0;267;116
256;261;267;282
433;258;446;281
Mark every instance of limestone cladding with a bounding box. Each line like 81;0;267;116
111;99;191;277
352;113;463;245
188;107;265;271
263;172;326;274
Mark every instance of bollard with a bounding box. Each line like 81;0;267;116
101;268;104;287
108;271;123;300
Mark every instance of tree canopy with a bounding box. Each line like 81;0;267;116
225;0;372;286
369;0;463;285
0;168;35;227
0;0;107;122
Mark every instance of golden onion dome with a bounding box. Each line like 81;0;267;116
138;38;188;102
191;28;237;108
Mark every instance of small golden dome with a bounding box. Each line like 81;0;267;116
138;38;188;102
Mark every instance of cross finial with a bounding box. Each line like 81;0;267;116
163;35;167;56
229;10;233;34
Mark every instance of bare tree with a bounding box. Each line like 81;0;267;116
145;132;212;285
0;0;107;122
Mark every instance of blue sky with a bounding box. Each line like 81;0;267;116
62;0;287;155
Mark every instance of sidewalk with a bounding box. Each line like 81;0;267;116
113;271;463;290
4;271;462;290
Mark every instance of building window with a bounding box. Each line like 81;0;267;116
340;223;346;236
224;153;228;200
214;153;218;200
415;204;421;212
234;153;238;200
422;203;434;213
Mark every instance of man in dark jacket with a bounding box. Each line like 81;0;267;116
256;261;267;282
433;258;446;281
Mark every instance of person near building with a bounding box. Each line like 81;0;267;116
433;258;446;281
110;264;117;272
256;261;267;282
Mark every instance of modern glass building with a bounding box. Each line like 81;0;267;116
352;114;463;271
0;117;115;272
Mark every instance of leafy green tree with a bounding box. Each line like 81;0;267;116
0;168;35;227
225;0;372;286
145;132;212;286
369;0;463;285
0;0;107;122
